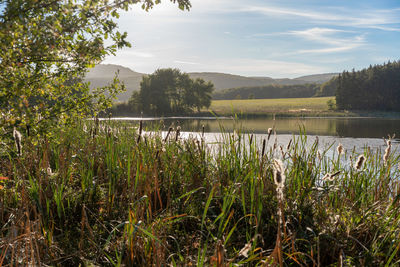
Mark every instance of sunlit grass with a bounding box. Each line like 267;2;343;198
0;119;400;266
209;96;336;116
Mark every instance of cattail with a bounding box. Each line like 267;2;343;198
164;127;173;142
267;128;273;141
279;145;284;158
249;134;253;146
287;139;292;150
383;139;391;166
337;143;344;155
261;139;266;158
13;127;22;156
137;120;143;144
273;158;286;239
202;124;205;138
175;126;181;142
323;171;340;182
273;159;286;190
354;155;365;170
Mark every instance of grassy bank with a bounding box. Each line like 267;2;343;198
208;97;356;117
1;120;400;266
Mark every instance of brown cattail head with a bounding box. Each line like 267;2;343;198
383;139;392;166
354;155;366;170
337;143;344;155
138;120;143;136
13;127;22;156
267;128;273;140
287;139;292;150
164;127;173;142
261;139;266;158
175;126;181;142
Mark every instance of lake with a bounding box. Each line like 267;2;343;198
104;116;400;155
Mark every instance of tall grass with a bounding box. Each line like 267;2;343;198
0;119;400;266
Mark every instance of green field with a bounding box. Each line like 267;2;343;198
208;96;337;116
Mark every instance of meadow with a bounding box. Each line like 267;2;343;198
208;96;342;117
1;119;400;266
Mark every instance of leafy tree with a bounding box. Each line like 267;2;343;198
0;0;191;139
131;68;214;115
191;78;213;112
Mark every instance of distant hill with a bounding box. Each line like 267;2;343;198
85;64;337;102
188;72;277;90
85;64;145;102
293;73;338;84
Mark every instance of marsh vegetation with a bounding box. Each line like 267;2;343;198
1;120;400;266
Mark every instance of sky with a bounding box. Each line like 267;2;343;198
103;0;400;78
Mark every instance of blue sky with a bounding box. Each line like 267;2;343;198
103;0;400;78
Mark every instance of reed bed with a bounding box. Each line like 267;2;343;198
1;120;400;266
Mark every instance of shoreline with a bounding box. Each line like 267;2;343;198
105;110;400;120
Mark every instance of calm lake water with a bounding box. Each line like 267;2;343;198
105;116;400;155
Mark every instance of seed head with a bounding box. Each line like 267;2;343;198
337;143;344;155
383;139;392;166
13;127;22;156
175;126;181;142
354;155;365;170
267;128;273;140
273;159;285;188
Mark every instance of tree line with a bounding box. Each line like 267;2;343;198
336;61;400;111
212;83;321;100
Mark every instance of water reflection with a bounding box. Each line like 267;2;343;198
104;116;400;156
126;117;400;141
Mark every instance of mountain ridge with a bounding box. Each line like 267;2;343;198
85;64;337;102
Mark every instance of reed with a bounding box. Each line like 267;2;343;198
0;119;399;266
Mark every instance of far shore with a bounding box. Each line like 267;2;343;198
109;96;400;119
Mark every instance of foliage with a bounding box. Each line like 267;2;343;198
213;83;321;100
130;68;214;115
327;99;336;110
336;61;400;111
1;120;400;265
315;76;339;97
0;0;191;139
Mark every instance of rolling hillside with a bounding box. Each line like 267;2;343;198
85;64;337;102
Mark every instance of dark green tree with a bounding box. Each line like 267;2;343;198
335;61;400;111
191;78;214;112
0;0;191;138
132;68;214;115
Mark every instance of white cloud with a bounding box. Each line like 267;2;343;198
287;27;366;54
296;45;361;54
241;5;400;31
